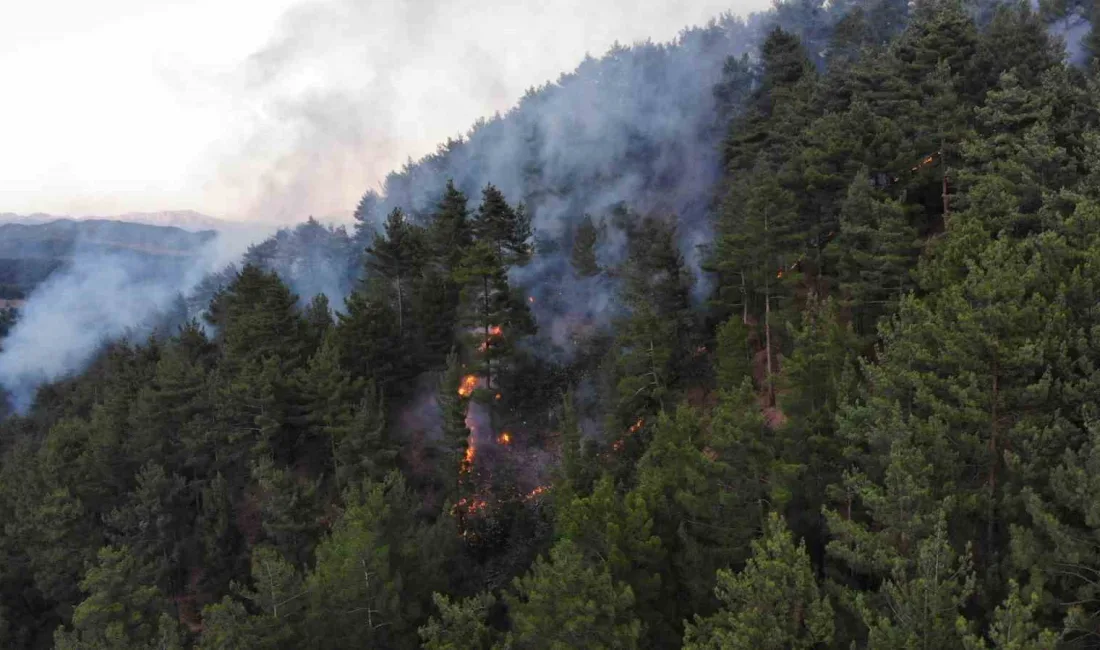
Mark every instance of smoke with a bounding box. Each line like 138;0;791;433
203;0;765;224
1052;12;1093;65
0;230;254;412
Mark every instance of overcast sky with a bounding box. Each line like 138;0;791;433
0;0;769;223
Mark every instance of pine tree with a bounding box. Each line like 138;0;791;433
208;265;307;374
961;581;1061;650
438;350;472;500
428;180;474;274
419;592;498;650
714;316;753;389
54;545;182;650
826;168;918;336
365;207;427;338
199;545;306;648
305;479;403;648
712;166;801;401
683;513;833;650
454;241;534;391
609;215;694;431
633;406;773;643
329;380;394;490
251;456;323;568
858;514;977;649
352;190;382;248
103;462;191;594
503;540;643;649
333;280;401;389
472;184;532;266
960;70;1073;233
723;28;817;173
288;332;364;477
571;215;602;277
974;2;1061;89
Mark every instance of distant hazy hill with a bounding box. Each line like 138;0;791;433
0;210;229;232
0;219;217;300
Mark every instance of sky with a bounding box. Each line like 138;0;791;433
0;0;769;224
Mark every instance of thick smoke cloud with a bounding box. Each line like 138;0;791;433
205;0;761;224
0;231;254;411
351;14;767;358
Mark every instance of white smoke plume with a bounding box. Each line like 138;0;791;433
203;0;766;224
0;229;259;412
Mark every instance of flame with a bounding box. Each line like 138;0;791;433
911;154;937;172
460;443;476;473
498;432;512;445
495;393;502;401
628;418;644;435
524;485;550;501
612;439;625;452
456;496;488;514
458;374;478;397
479;326;504;352
777;269;784;279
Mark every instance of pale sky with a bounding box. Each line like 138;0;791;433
0;0;769;223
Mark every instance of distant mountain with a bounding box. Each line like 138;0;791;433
0;210;230;232
0;219;217;300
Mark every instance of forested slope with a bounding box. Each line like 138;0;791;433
4;0;1100;648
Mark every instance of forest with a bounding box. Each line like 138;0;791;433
3;0;1100;647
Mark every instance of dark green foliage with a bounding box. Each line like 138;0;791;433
7;5;1100;648
570;214;602;277
472;184;532;266
503;540;642;649
683;513;833;650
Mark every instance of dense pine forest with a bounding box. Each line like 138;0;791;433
5;0;1100;647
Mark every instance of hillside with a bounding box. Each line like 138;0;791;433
2;1;1100;649
0;219;217;300
0;210;229;232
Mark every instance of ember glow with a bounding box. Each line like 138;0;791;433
458;374;479;397
628;418;644;435
461;441;476;473
479;325;505;352
524;485;550;501
456;496;488;514
498;432;512;445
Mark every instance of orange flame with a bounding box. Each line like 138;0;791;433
524;485;550;501
628;418;644;435
498;432;512;445
456;496;487;514
461;443;475;473
479;326;504;352
458;374;478;397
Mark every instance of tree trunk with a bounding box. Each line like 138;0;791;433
483;275;491;389
395;276;404;336
988;352;999;555
741;271;748;325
